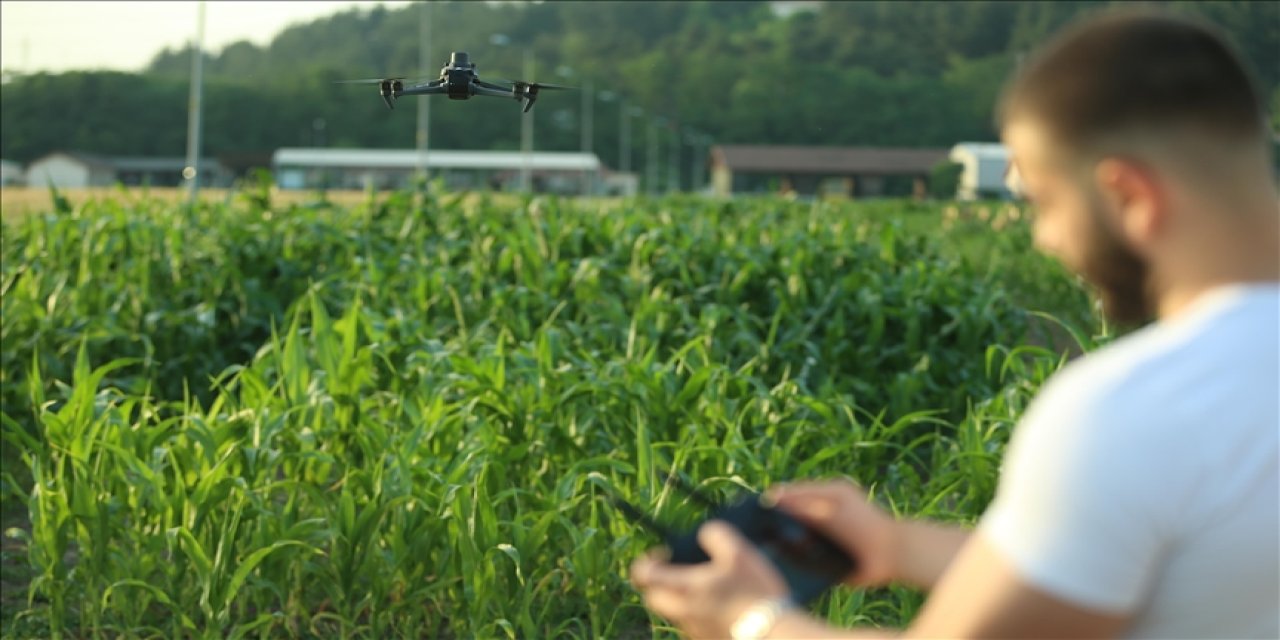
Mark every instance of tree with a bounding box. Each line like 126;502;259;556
3;2;1273;164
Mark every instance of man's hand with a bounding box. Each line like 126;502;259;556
765;480;904;588
630;520;793;639
627;485;1127;639
768;480;970;590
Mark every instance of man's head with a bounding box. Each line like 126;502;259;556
999;10;1275;326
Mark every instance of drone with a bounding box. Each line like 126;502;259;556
338;51;571;113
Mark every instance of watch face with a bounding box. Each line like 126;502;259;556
730;600;785;640
733;610;772;638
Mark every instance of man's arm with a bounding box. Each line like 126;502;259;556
906;532;1131;638
894;520;970;590
631;522;1132;640
762;532;1131;640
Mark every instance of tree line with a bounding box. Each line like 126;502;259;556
1;1;1275;186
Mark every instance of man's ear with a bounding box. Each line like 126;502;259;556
1093;158;1165;249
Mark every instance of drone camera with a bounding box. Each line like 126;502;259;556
449;51;472;68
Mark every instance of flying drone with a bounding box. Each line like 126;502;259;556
338;51;571;113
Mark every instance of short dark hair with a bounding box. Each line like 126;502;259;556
998;10;1269;156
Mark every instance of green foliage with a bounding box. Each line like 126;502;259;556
1;189;1100;637
45;181;71;215
236;168;276;213
928;161;964;199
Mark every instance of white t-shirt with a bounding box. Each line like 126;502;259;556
979;284;1280;639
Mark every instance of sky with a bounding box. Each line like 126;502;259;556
0;1;416;74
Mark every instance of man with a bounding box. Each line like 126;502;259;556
631;9;1279;639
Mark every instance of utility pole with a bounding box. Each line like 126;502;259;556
521;48;534;192
646;118;661;196
685;130;695;193
183;1;206;207
581;77;593;154
620;100;633;174
686;130;706;194
689;133;709;195
416;1;432;185
667;124;680;193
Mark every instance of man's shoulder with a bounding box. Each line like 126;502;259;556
1032;325;1188;429
1027;285;1279;446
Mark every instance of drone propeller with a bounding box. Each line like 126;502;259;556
334;76;410;85
335;77;416;110
499;80;575;91
528;82;574;91
504;80;575;112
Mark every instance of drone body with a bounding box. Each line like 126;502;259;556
338;51;570;112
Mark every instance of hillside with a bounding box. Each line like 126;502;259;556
1;0;1276;174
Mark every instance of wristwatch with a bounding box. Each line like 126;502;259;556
730;597;793;640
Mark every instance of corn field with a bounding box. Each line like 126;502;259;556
0;186;1100;638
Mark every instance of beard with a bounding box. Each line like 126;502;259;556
1078;193;1155;327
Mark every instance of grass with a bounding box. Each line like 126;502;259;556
0;185;1102;638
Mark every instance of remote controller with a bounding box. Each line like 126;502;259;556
612;472;857;606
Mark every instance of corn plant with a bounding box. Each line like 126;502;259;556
1;190;1095;638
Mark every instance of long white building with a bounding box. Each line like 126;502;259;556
271;148;619;195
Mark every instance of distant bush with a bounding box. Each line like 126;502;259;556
929;161;963;199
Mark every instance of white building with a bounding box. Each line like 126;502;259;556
23;151;230;188
271;148;607;195
769;1;823;18
601;172;639;197
0;159;23;186
949;143;1012;200
25;152;116;188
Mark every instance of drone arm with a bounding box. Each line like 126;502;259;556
475;79;515;93
473;84;519;100
397;81;447;97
